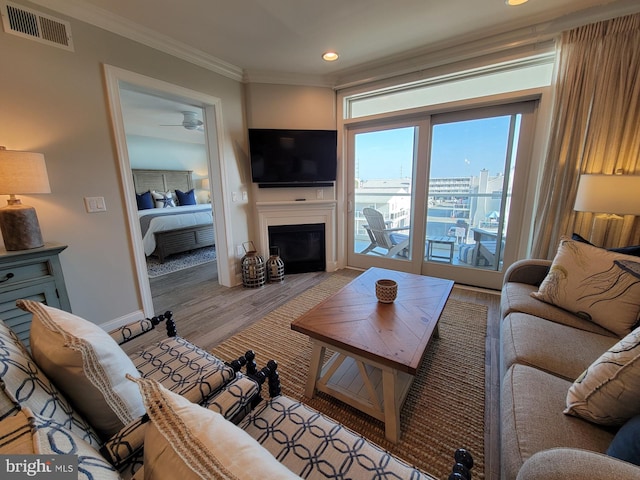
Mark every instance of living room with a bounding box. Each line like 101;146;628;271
1;1;640;479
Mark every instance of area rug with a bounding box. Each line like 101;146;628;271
146;246;216;278
211;272;488;479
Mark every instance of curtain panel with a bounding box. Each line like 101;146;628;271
531;13;640;259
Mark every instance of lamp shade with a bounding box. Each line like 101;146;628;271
574;174;640;216
0;149;51;194
201;178;210;190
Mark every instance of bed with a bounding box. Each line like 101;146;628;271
133;169;215;263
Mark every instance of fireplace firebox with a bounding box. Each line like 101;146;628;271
268;223;326;274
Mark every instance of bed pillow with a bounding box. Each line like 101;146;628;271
175;189;197;206
129;375;302;480
0;407;120;479
531;237;640;337
17;299;145;440
565;326;640;426
136;191;154;210
151;190;176;208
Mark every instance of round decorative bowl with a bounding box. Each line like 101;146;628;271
375;279;398;303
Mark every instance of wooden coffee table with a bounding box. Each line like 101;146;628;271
291;267;454;442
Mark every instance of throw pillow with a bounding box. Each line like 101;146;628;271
531;237;640;337
572;233;640;257
136;190;154;210
129;375;302;480
175;189;197;206
151;190;176;208
18;299;145;440
607;414;640;466
0;320;100;447
0;407;121;479
565;326;640;426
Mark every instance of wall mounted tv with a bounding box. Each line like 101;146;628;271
248;129;337;187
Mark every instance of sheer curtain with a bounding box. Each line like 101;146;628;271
531;13;640;259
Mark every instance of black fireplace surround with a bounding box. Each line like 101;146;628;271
268;223;326;274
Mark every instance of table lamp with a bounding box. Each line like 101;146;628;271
574;174;640;247
0;147;51;250
201;178;210;203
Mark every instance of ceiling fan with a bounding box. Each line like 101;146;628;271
161;111;204;131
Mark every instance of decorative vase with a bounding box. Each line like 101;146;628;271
241;241;265;288
266;246;285;283
375;279;398;303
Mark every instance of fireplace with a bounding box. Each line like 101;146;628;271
268;223;326;274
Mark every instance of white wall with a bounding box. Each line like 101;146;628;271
127;135;210;203
0;1;250;325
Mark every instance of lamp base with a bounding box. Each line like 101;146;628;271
0;201;44;250
589;214;624;249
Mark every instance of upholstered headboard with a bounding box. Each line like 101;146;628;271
132;169;193;194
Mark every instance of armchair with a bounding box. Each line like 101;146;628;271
360;207;410;258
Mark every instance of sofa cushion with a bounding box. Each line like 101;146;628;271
129;375;302;480
18;299;145;440
0;320;100;447
100;415;148;474
239;395;437;480
517;448;640;480
607;414;640;466
531;237;640;337
202;375;260;422
501;282;617;336
501;313;616;381
501;364;614;480
0;407;120;479
129;336;236;404
565;326;640;426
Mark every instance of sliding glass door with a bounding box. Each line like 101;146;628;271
347;121;429;272
421;103;536;289
347;102;537;288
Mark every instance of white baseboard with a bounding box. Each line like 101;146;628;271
99;310;146;332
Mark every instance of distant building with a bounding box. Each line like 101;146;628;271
355;169;509;243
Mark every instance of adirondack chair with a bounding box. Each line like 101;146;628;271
360;207;410;258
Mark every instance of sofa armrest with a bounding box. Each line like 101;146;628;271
503;259;552;287
516;448;640;480
109;311;177;346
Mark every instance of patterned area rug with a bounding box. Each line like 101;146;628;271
146;246;216;278
211;271;488;479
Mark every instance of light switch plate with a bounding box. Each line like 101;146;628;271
84;196;106;213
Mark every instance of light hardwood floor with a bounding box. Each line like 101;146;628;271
146;261;502;479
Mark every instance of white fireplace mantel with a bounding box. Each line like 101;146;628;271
255;200;338;272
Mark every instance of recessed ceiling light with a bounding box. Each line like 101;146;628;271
506;0;528;5
322;51;339;62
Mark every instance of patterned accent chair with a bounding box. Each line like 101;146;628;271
0;305;472;480
0;309;269;479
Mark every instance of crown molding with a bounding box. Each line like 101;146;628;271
242;70;335;88
27;0;640;89
28;0;244;81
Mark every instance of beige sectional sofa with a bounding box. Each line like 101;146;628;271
0;299;458;480
500;257;640;479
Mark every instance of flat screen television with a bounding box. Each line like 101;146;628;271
248;129;337;187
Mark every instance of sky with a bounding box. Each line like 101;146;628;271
355;115;516;180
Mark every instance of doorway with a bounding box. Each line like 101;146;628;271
103;65;232;318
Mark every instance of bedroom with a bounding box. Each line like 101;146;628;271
120;87;219;303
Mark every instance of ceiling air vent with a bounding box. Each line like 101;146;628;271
1;1;73;51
